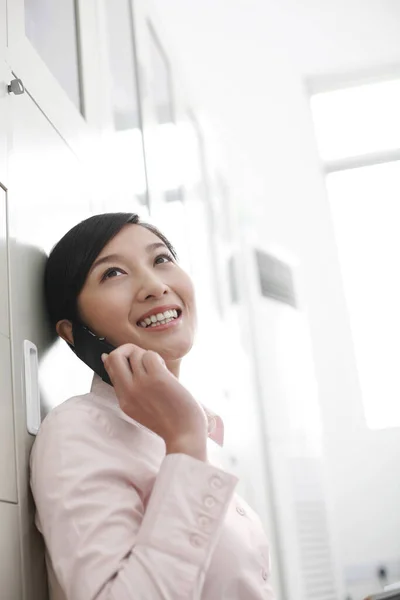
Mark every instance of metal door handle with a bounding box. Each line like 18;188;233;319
23;340;41;435
8;78;25;95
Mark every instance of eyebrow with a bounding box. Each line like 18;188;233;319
90;242;168;273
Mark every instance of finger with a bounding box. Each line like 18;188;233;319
107;342;143;359
102;352;132;395
126;346;147;377
108;343;146;376
141;350;167;375
102;344;142;390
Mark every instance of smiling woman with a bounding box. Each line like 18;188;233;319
30;212;274;600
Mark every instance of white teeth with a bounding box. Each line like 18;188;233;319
140;309;180;328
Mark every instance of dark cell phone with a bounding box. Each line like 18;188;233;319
72;322;116;386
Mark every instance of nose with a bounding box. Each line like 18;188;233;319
136;268;168;302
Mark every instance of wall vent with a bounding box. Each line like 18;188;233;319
255;249;297;308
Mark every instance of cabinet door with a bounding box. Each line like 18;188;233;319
0;333;17;503
0;53;9;336
0;63;7;190
0;185;9;337
6;0;101;159
0;501;23;599
8;90;94;600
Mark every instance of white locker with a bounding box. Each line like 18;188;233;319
0;101;9;338
1;16;23;596
0;502;23;599
0;0;6;188
7;88;95;599
0;333;17;503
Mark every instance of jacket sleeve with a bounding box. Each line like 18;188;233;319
30;404;238;600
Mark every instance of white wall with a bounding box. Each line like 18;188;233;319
149;0;400;595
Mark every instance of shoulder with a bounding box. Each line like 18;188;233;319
30;391;163;508
31;391;164;472
31;393;118;471
38;392;115;440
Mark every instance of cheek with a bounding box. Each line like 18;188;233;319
78;287;130;330
178;274;196;321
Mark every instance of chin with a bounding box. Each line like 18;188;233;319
157;338;194;362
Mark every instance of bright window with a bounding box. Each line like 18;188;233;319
311;78;400;429
311;79;400;161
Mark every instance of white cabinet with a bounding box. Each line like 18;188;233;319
0;333;17;503
0;53;9;337
7;90;94;598
0;186;9;337
4;0;103;594
7;82;94;600
7;90;95;410
6;0;101;159
0;501;23;599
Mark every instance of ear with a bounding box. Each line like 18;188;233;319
56;319;74;345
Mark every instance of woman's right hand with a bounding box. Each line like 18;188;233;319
102;344;208;461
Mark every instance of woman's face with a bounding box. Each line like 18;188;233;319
76;224;197;364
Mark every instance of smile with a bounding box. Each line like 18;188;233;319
137;308;182;330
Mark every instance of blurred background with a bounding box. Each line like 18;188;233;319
1;1;400;599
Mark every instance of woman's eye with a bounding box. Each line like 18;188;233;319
154;253;173;265
102;267;125;281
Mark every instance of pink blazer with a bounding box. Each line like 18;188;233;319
30;374;274;600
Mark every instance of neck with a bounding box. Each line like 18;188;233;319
166;359;181;378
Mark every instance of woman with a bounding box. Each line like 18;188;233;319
31;212;274;600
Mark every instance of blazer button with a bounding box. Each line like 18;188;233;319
210;475;223;490
261;568;268;581
198;515;211;529
236;506;246;516
204;495;216;508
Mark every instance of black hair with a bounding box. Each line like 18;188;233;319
44;212;177;331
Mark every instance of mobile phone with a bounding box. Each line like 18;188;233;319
71;322;116;386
